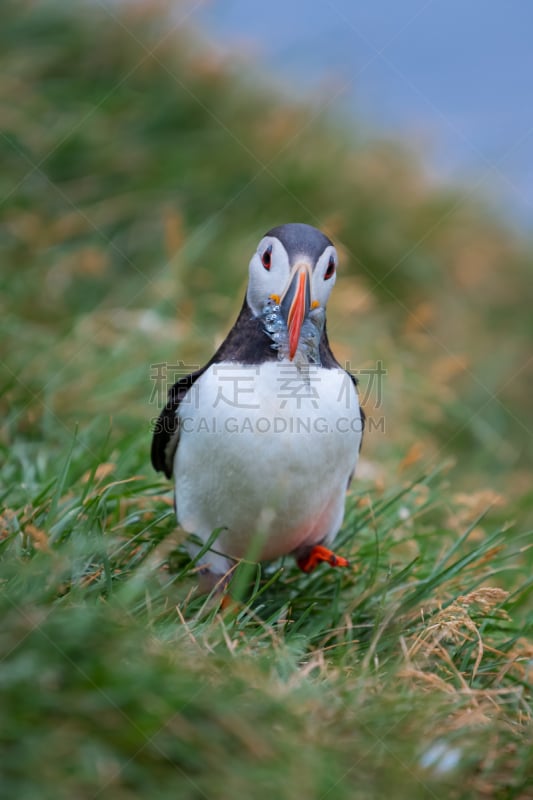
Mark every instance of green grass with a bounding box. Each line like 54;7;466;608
1;1;532;797
1;433;532;799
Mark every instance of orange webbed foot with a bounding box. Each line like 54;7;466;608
296;544;350;574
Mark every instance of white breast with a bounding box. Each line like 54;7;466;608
174;360;362;574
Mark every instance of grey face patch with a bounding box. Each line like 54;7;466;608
264;223;333;268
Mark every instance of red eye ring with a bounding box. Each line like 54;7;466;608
262;245;272;271
324;256;336;280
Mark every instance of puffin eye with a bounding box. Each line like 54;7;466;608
324;255;336;280
261;245;272;271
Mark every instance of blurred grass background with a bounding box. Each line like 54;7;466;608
1;1;532;798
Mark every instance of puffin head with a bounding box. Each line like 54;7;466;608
246;223;337;361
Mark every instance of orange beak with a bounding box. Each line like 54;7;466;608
282;265;311;361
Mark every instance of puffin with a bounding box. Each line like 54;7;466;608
151;223;365;594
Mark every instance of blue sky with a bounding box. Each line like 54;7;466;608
197;0;533;226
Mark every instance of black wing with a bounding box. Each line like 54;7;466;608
150;367;207;479
349;371;365;449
